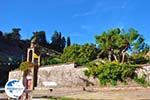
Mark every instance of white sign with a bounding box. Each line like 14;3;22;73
5;79;25;98
42;81;57;87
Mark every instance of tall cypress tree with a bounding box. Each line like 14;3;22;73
67;36;71;46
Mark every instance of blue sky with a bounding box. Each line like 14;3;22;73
0;0;150;44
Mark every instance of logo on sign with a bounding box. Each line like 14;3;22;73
5;79;25;98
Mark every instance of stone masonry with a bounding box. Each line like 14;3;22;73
9;63;150;88
135;64;150;81
9;70;23;80
8;63;99;88
37;63;99;87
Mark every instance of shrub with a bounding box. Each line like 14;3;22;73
41;56;62;65
61;44;98;65
19;61;35;71
85;61;137;86
130;53;149;64
134;75;150;87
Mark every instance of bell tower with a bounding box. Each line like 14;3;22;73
25;37;40;90
27;37;40;66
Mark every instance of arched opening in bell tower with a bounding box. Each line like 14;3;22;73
29;50;33;62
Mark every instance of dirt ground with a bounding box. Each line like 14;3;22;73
65;89;150;100
1;87;150;100
32;87;150;100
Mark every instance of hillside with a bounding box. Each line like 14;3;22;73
0;34;61;86
0;37;29;62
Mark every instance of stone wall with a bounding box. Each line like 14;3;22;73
135;64;150;81
37;63;99;87
8;63;99;88
9;70;23;80
8;63;150;88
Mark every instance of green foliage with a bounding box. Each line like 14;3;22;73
61;43;98;65
11;28;21;40
41;56;62;65
5;28;21;40
19;61;35;71
130;53;149;64
95;28;149;63
61;44;80;63
67;36;71;46
50;31;66;52
31;31;47;44
85;61;137;86
134;76;150;87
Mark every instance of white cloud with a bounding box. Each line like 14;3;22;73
73;2;102;17
73;0;131;17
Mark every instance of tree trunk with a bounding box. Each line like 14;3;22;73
108;51;111;61
113;54;118;62
121;52;126;64
121;47;127;64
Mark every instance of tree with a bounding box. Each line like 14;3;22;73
51;31;61;44
4;28;21;40
67;36;71;46
11;28;21;40
0;31;3;37
50;31;66;52
96;28;121;62
61;44;80;63
31;31;47;44
61;43;98;65
95;28;149;63
60;37;66;50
